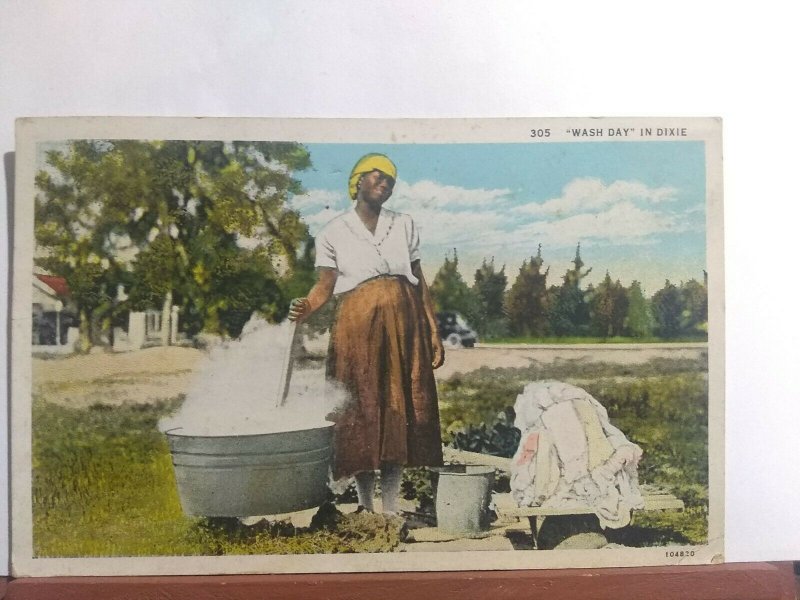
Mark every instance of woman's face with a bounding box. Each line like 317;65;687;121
358;169;395;206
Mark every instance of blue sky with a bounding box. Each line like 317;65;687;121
35;139;706;297
291;142;706;296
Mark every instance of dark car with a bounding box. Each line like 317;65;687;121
436;311;478;348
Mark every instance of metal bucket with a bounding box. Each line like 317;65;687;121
434;465;495;537
166;424;334;517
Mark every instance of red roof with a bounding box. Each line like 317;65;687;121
35;274;70;298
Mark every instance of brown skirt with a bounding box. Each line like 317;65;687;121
327;276;443;478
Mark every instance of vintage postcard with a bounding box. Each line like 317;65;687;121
11;117;724;576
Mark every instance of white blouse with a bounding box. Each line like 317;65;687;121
314;207;421;295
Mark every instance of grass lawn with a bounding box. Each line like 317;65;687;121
31;354;709;555
32;398;404;557
437;356;709;546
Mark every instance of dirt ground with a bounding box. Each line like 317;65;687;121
434;343;707;380
32;346;205;407
32;343;707;407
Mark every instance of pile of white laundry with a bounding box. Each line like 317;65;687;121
510;381;645;529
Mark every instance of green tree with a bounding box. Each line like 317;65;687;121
34;143;119;351
35;139;312;344
471;258;509;338
549;244;592;336
205;246;285;337
610;278;629;337
590;273;630;338
127;234;181;310
589;272;614;337
625;280;654;338
680;276;708;335
430;249;480;324
652;280;683;338
505;245;550;337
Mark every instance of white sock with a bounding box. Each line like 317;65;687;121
354;471;376;511
380;463;403;514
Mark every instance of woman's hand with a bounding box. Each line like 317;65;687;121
288;269;337;324
431;334;445;369
289;298;311;322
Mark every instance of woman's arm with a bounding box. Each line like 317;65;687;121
411;260;445;369
288;268;338;322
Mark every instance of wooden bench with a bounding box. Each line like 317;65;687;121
442;447;685;548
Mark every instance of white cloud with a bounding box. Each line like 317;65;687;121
292;188;350;235
290;188;347;212
516;177;678;217
390;179;512;211
410;206;507;249
512;202;679;248
388;178;513;250
302;208;347;236
299;178;513;241
297;178;690;261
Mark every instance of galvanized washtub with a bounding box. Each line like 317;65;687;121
166;424;334;517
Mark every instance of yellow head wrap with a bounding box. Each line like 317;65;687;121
348;154;397;200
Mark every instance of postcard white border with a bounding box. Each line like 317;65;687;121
11;116;724;576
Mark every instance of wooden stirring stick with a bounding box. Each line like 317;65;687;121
275;321;298;408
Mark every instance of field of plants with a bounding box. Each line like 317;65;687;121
439;355;709;545
31;353;709;556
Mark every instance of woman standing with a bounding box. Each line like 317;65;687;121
289;153;444;514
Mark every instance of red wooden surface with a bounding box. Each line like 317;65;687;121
3;563;796;600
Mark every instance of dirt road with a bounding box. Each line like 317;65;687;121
32;343;707;407
435;343;708;380
32;346;205;407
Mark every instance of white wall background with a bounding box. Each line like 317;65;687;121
1;0;798;572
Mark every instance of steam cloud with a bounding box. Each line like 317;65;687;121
159;318;347;436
